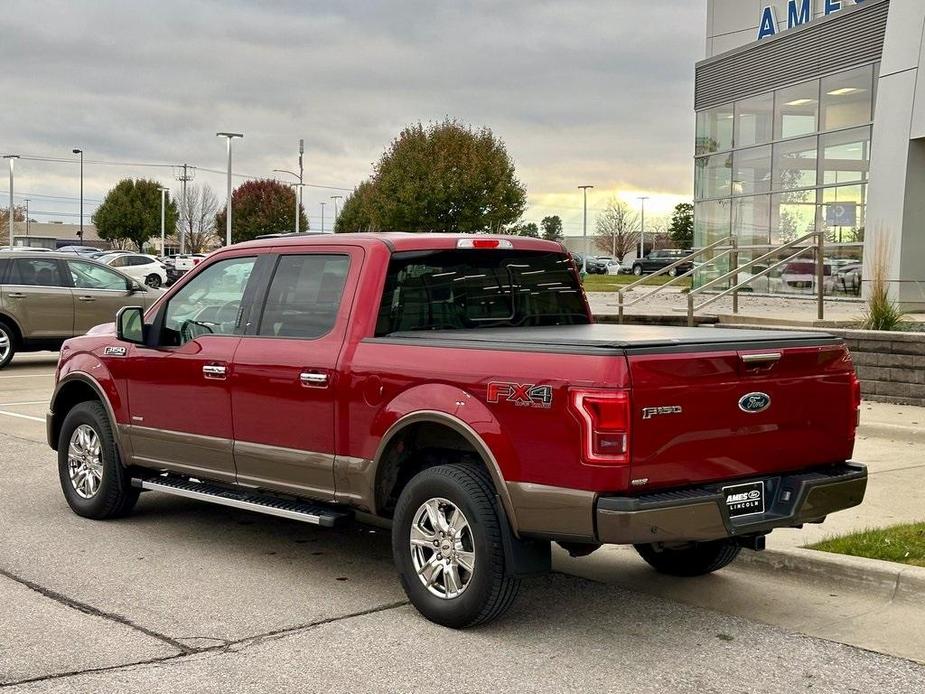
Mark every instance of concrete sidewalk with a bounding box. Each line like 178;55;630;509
767;399;925;551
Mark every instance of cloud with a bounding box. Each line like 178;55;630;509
0;0;703;232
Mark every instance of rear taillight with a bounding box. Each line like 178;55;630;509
456;238;514;249
851;372;861;429
569;388;630;465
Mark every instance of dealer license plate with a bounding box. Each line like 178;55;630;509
723;481;765;518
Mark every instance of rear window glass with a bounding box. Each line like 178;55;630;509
376;249;588;336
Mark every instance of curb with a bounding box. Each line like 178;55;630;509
737;546;925;602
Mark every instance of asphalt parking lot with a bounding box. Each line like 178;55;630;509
2;354;924;692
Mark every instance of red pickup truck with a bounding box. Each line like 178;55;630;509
47;233;866;627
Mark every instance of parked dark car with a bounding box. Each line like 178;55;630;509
631;249;693;277
585;256;616;275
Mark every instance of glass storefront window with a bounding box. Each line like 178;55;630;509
694;152;732;200
696;104;734;155
774;80;819;139
773;136;817;191
694;199;732;245
733;195;771;246
771;190;817;245
732;145;771;196
821;184;866;244
735;93;773;148
821;65;874;131
819;126;871;186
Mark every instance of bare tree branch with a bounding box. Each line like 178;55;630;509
176;183;220;253
594;198;640;262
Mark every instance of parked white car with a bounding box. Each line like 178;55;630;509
102;253;168;289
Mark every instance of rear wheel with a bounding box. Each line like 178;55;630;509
634;539;741;577
0;320;16;370
58;401;139;519
632;264;643;276
144;273;162;289
392;463;520;628
667;267;678;278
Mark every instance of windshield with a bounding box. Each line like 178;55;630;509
376;249;589;336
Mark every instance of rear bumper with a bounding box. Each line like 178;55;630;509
595;462;867;545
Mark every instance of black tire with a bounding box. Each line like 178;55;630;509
145;274;162;289
667;267;678;278
392;463;520;628
0;319;16;370
632;264;643;276
58;401;139;519
634;540;741;577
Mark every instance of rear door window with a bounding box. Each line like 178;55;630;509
68;260;130;290
376;249;588;336
257;254;350;339
8;258;67;287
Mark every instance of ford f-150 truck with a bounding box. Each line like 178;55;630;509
47;233;867;628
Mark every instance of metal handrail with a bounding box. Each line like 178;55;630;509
686;231;824;326
617;236;734;324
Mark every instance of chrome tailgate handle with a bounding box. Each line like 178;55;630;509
202;364;227;379
300;371;329;387
740;352;782;365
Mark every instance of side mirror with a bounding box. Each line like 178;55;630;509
116;306;145;345
128;280;145;293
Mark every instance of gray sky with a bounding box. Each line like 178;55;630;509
0;0;705;234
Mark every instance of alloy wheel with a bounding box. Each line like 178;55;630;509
410;497;475;599
0;328;10;363
68;424;104;499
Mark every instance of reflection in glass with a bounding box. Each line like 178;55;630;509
818;126;871;186
696;105;734;155
695;152;732;200
821;65;873;131
773;137;817;191
771;191;817;245
733;195;771;246
821;184;866;244
732;146;771;195
735;93;774;148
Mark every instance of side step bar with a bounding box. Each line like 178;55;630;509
131;474;352;528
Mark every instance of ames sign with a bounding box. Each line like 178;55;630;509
758;0;869;40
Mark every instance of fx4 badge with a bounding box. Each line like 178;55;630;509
487;382;553;409
642;405;682;420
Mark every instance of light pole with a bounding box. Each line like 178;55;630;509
320;201;326;233
23;199;29;238
330;195;343;230
578;185;594;274
4;155;20;249
159;187;170;255
72;149;84;241
216;132;243;246
273;168;304;233
637;196;650;259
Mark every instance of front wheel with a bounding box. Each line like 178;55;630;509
58;401;139;519
634;539;741;577
667;267;678;278
145;273;162;289
632;265;643;276
392;464;520;628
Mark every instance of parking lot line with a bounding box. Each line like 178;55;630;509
0;374;55;379
0;401;48;407
0;410;44;423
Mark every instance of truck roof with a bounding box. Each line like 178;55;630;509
232;232;565;254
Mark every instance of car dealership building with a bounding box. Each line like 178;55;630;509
696;0;925;308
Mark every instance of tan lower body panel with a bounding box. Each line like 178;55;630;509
124;425;236;484
597;502;729;545
234;440;335;501
333;455;375;512
506;481;596;542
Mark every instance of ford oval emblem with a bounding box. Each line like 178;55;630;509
738;392;771;413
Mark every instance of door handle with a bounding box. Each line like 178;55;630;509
7;292;25;299
202;364;227;379
77;296;96;302
300;371;329;387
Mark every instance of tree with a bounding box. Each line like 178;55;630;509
177;183;221;253
215;179;308;244
508;221;538;237
594;199;640;262
335;180;376;233
336;118;527;233
0;205;26;245
93;179;178;251
541;215;564;242
667;203;694;248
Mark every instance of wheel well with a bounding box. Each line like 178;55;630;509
374;422;493;518
0;313;22;346
50;380;102;450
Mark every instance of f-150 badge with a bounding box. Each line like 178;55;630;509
487;382;553;409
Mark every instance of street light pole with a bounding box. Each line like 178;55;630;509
577;185;594;274
159;187;169;255
637;196;650;259
23;199;29;238
320;201;326;233
72;149;84;241
273;168;303;233
4;155;20;249
330;195;342;231
216;132;243;246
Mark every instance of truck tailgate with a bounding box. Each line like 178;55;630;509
628;344;858;490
